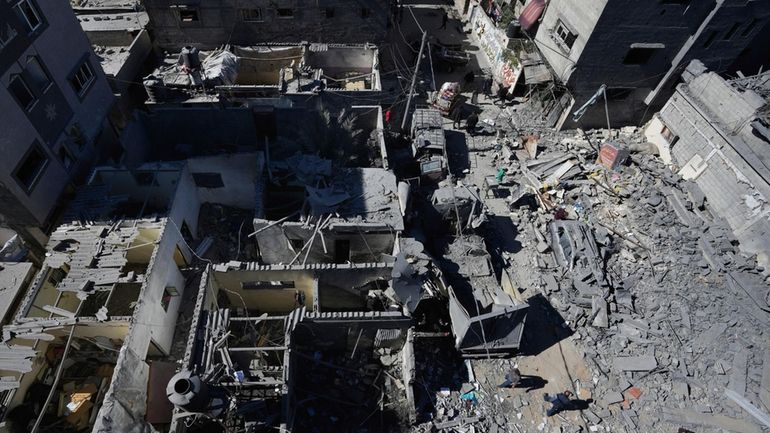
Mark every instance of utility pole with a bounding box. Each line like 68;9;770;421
401;31;428;131
572;84;612;138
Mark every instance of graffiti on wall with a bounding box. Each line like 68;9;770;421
469;5;521;89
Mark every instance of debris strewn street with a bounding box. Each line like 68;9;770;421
1;1;769;433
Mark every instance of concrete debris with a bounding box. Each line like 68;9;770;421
613;355;658;372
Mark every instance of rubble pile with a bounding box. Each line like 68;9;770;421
494;127;770;432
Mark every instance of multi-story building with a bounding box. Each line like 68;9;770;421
0;0;118;255
530;0;770;128
143;0;391;50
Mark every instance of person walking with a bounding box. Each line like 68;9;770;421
465;111;478;135
498;368;521;388
497;84;508;106
450;104;463;129
482;76;493;101
440;9;448;29
544;390;574;417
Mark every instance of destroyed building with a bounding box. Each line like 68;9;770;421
443;235;528;357
252;158;404;264
647;59;770;272
530;0;770;128
142;0;391;50
0;153;277;432
168;260;416;433
144;43;381;105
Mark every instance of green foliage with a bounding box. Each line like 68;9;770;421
497;3;517;30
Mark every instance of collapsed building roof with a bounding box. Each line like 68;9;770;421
389;238;445;313
171;261;415;432
443;236;528;357
253;157;404;264
145;43;381;104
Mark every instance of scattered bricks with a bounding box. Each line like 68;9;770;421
626;387;642;399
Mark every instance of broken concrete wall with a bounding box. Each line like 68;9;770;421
139;107;259;159
122;166;200;359
144;0;389;50
108;30;153;95
212;267;317;313
89;165;183;215
92;345;150;433
187;153;264;210
253;221;396;264
234;46;303;85
306;46;376;71
286;312;414;430
316;263;392;311
210;262;392;313
659;73;770;269
351;105;388;168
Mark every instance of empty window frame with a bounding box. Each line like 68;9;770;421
361;7;370;18
8;75;36;111
623;47;658;65
14;0;42;34
276;8;294;18
14;144;48;192
161;286;179;312
26;56;51;93
554;19;577;50
192;172;224;188
240;8;262;22
179;9;199;22
323;7;335;18
661;125;678;145
70;60;95;96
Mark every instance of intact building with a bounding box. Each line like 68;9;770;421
143;0;391;50
530;0;770;128
0;0;118;255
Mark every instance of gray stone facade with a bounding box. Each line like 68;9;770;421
0;0;116;251
534;0;770;128
144;0;391;50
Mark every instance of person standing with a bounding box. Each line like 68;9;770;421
498;368;521;388
450;104;463;129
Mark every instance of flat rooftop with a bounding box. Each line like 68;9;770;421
146;43;380;102
77;11;148;32
0;263;35;324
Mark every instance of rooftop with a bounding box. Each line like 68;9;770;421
76;11;148;33
0;263;36;324
145;43;380;103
